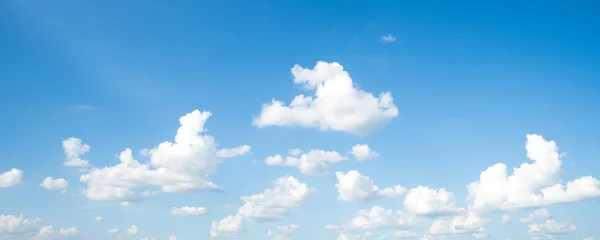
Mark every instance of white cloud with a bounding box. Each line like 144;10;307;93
79;110;251;201
520;208;551;223
95;216;102;223
34;225;78;239
211;176;314;238
350;144;379;161
252;61;398;135
528;218;576;239
404;186;465;216
169;236;178;240
266;224;299;240
335;170;406;202
108;228;118;233
473;232;488;239
380;34;396;42
62;137;91;167
265;149;348;175
583;237;596;240
126;225;138;235
288;148;303;156
501;214;511;224
120;201;131;207
40;177;68;191
0;168;24;188
467;134;600;212
0;215;42;236
171;206;207;216
427;211;487;236
327;206;416;232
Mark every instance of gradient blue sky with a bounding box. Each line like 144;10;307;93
1;0;599;240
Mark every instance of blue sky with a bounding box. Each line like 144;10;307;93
1;0;599;240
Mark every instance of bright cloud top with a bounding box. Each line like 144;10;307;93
62;137;91;167
172;206;207;216
335;170;406;202
467;134;600;212
326;206;417;232
40;177;68;191
0;168;23;188
350;144;379;161
403;186;465;216
253;61;398;135
266;224;299;240
79;110;251;201
265;149;348;175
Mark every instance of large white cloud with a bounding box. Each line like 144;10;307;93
171;207;207;216
403;186;465;216
266;224;299;240
326;206;417;232
265;149;347;175
34;225;78;240
79;110;251;201
335;170;406;202
211;176;314;238
0;215;42;237
62;137;91;167
467;134;600;212
40;177;68;191
252;61;398;135
0;168;23;188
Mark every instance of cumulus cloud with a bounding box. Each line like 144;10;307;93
467;134;600;212
0;215;42;237
326;206;416;232
34;225;78;239
265;149;347;175
95;216;102;223
171;206;207;216
79;110;251;201
350;144;379;161
252;61;398;135
335;170;406;202
520;208;551;223
427;211;487;237
211;176;314;238
0;168;24;188
266;224;299;240
379;34;396;43
126;225;138;235
40;177;68;192
62;137;91;167
528;218;576;239
404;186;465;216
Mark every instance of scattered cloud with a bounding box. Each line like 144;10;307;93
0;215;42;237
126;225;138;235
327;206;417;232
266;224;299;240
171;207;207;216
34;225;78;240
265;149;348;175
252;61;398;135
520;208;551;223
379;34;396;43
404;186;465;216
108;228;118;233
467;134;600;212
62;137;91;167
528;218;576;239
350;144;379;161
427;211;487;237
40;177;68;192
95;216;102;223
0;168;24;188
335;170;406;202
501;214;511;224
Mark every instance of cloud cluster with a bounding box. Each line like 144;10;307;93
211;176;314;238
253;61;398;135
62;137;91;167
40;177;68;192
34;225;78;240
266;224;299;240
265;149;347;175
172;207;207;216
335;170;406;202
79;110;251;201
326;206;417;232
0;168;23;188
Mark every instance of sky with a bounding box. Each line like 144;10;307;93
0;0;599;240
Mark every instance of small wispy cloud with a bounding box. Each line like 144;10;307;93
71;104;95;110
379;34;396;43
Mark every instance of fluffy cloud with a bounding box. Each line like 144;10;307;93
520;208;551;223
327;206;416;232
427;212;487;236
528;218;576;239
62;137;91;167
79;110;251;201
95;216;102;223
266;224;299;240
467;134;600;212
171;207;207;216
34;225;78;239
501;214;511;224
252;61;398;135
404;186;465;216
335;170;406;202
126;225;138;235
265;149;347;175
0;215;42;236
380;34;396;43
211;176;314;238
0;168;24;188
40;177;68;191
350;144;379;161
